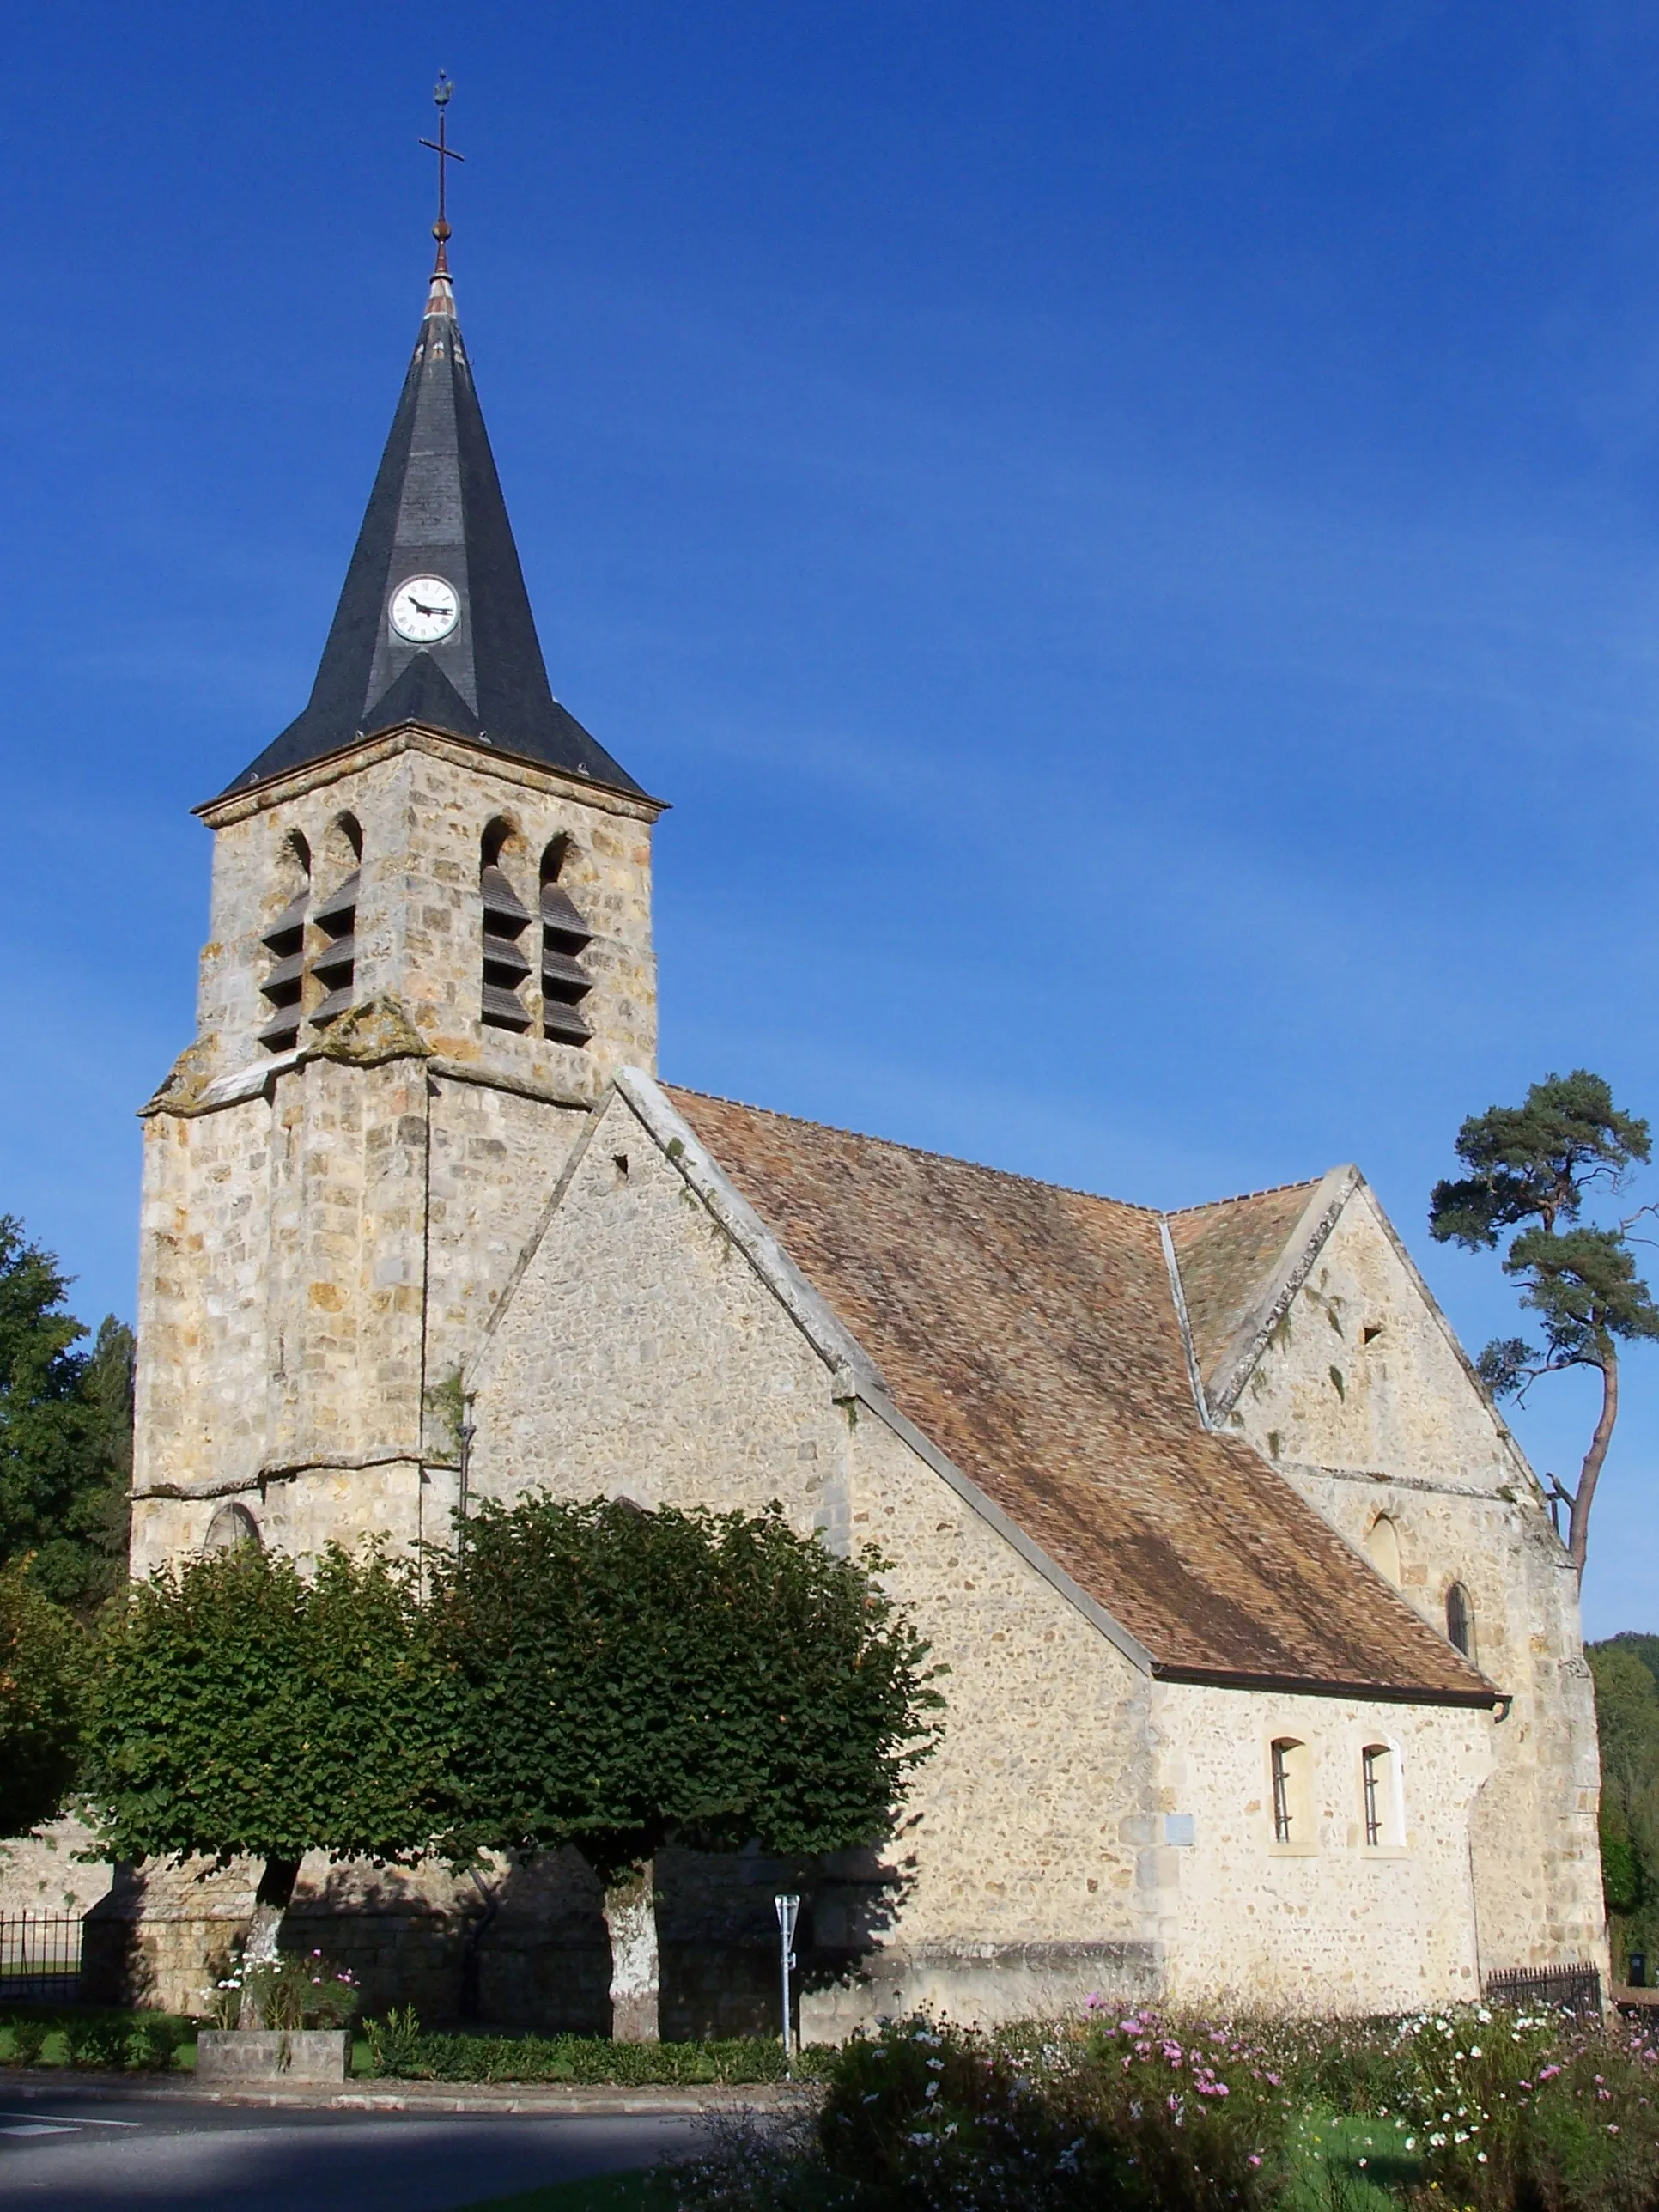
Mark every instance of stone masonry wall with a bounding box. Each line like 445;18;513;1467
1220;1185;1606;1978
467;1090;1166;2031
1158;1681;1492;2014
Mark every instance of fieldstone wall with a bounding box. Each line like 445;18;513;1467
1221;1185;1607;1979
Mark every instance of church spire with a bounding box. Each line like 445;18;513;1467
223;80;641;799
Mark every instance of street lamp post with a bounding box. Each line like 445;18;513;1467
774;1893;801;2065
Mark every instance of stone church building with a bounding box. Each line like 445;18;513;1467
106;233;1605;2029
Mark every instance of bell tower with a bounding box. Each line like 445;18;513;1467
131;133;665;1571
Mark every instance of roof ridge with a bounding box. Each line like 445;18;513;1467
660;1083;1165;1214
1163;1173;1326;1219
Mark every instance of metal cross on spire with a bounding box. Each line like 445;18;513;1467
419;71;465;273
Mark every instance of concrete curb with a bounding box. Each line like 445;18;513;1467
0;2068;814;2117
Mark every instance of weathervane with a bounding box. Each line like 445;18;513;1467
420;71;465;273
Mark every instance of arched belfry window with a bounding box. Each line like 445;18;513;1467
539;839;593;1047
258;832;311;1053
309;814;362;1028
1446;1582;1475;1662
480;821;532;1033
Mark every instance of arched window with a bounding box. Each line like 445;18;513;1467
1361;1743;1400;1848
1364;1513;1401;1588
1446;1582;1474;1661
538;838;594;1046
479;820;532;1032
1270;1737;1310;1845
203;1503;262;1553
258;832;310;1052
310;815;362;1027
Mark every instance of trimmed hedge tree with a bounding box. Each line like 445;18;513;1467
82;1544;464;2022
429;1495;944;2039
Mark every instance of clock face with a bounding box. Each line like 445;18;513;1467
389;575;460;644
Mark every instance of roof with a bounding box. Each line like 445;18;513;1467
1167;1181;1325;1398
222;266;642;799
663;1087;1492;1705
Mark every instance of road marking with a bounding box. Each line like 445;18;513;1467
0;2115;141;2127
0;2124;76;2137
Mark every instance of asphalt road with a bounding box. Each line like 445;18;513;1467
0;2090;697;2210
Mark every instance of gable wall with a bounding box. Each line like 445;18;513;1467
1222;1187;1606;1977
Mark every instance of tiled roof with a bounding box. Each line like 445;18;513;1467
665;1088;1491;1705
1167;1182;1323;1396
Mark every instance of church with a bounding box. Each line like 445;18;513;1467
115;204;1606;2031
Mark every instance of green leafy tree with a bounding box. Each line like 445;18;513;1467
0;1560;88;1836
1430;1072;1659;1573
430;1496;945;2039
0;1218;134;1612
82;1544;465;2022
1588;1640;1659;1980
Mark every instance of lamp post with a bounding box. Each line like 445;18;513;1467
774;1893;800;2065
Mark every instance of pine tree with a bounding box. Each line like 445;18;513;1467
1430;1072;1659;1573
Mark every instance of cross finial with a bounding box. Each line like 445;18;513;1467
419;71;465;275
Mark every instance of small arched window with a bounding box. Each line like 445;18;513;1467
1364;1514;1402;1588
1361;1743;1400;1848
309;814;362;1028
259;832;311;1053
1446;1582;1474;1662
203;1502;262;1553
1270;1737;1311;1845
480;820;532;1033
539;838;594;1046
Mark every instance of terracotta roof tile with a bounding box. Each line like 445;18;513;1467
665;1088;1490;1705
1168;1182;1322;1395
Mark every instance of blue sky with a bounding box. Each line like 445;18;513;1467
8;3;1659;1635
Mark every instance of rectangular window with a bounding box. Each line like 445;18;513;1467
1363;1747;1383;1846
1271;1740;1294;1844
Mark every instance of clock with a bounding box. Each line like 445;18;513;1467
388;575;460;644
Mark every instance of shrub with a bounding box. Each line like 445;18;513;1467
360;2010;834;2087
0;2007;193;2071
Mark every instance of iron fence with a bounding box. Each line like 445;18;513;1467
0;1913;82;2004
1484;1961;1603;2015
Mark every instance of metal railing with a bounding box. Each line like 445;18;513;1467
1484;1961;1603;2015
0;1913;82;2004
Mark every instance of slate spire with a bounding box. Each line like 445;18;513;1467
224;246;641;799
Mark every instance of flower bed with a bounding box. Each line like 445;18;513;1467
671;2003;1659;2212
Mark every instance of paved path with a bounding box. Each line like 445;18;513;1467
0;2086;699;2210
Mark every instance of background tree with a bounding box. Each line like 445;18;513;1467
1430;1071;1659;1573
431;1496;945;2040
0;1216;134;1612
0;1560;88;1837
82;1544;464;2023
1588;1637;1659;1984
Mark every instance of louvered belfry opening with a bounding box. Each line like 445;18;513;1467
539;842;593;1047
309;871;359;1025
480;860;533;1031
258;890;308;1051
259;834;311;1051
